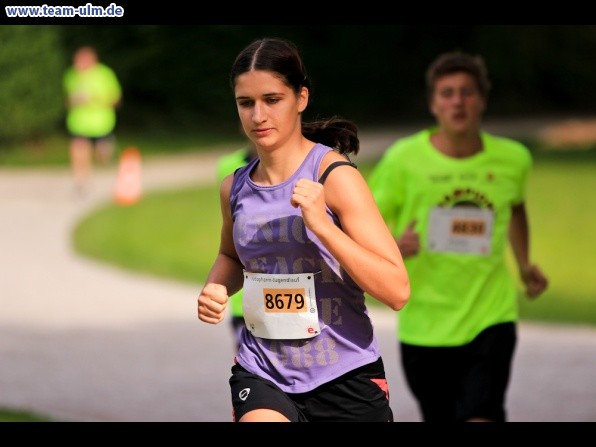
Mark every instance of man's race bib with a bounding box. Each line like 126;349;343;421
427;207;494;255
242;272;320;340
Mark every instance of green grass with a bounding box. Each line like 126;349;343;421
515;153;596;324
72;186;222;284
0;406;53;422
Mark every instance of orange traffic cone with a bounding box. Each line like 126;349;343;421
114;146;142;206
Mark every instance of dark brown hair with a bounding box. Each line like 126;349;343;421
425;51;491;103
230;37;359;156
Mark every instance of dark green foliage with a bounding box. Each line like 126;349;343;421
58;25;596;133
0;26;67;141
4;25;596;142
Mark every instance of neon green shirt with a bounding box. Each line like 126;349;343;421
63;63;121;137
368;128;532;346
217;148;253;317
217;148;252;184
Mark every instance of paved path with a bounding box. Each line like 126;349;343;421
1;123;596;422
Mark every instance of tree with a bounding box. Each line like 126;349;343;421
0;26;66;142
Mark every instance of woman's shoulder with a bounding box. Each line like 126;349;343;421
318;145;358;183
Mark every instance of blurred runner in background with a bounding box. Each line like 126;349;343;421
64;46;122;193
369;50;549;422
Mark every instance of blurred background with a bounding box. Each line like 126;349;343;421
2;25;596;144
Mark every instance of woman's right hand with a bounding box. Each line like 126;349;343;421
198;283;229;324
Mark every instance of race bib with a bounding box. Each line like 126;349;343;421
242;272;320;340
427;207;494;255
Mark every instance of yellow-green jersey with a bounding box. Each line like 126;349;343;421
63;63;121;138
368;128;532;346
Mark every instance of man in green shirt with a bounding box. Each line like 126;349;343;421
368;51;548;422
64;46;121;193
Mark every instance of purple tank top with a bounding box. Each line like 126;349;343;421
230;143;381;393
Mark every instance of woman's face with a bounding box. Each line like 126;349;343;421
429;72;485;135
234;70;308;151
